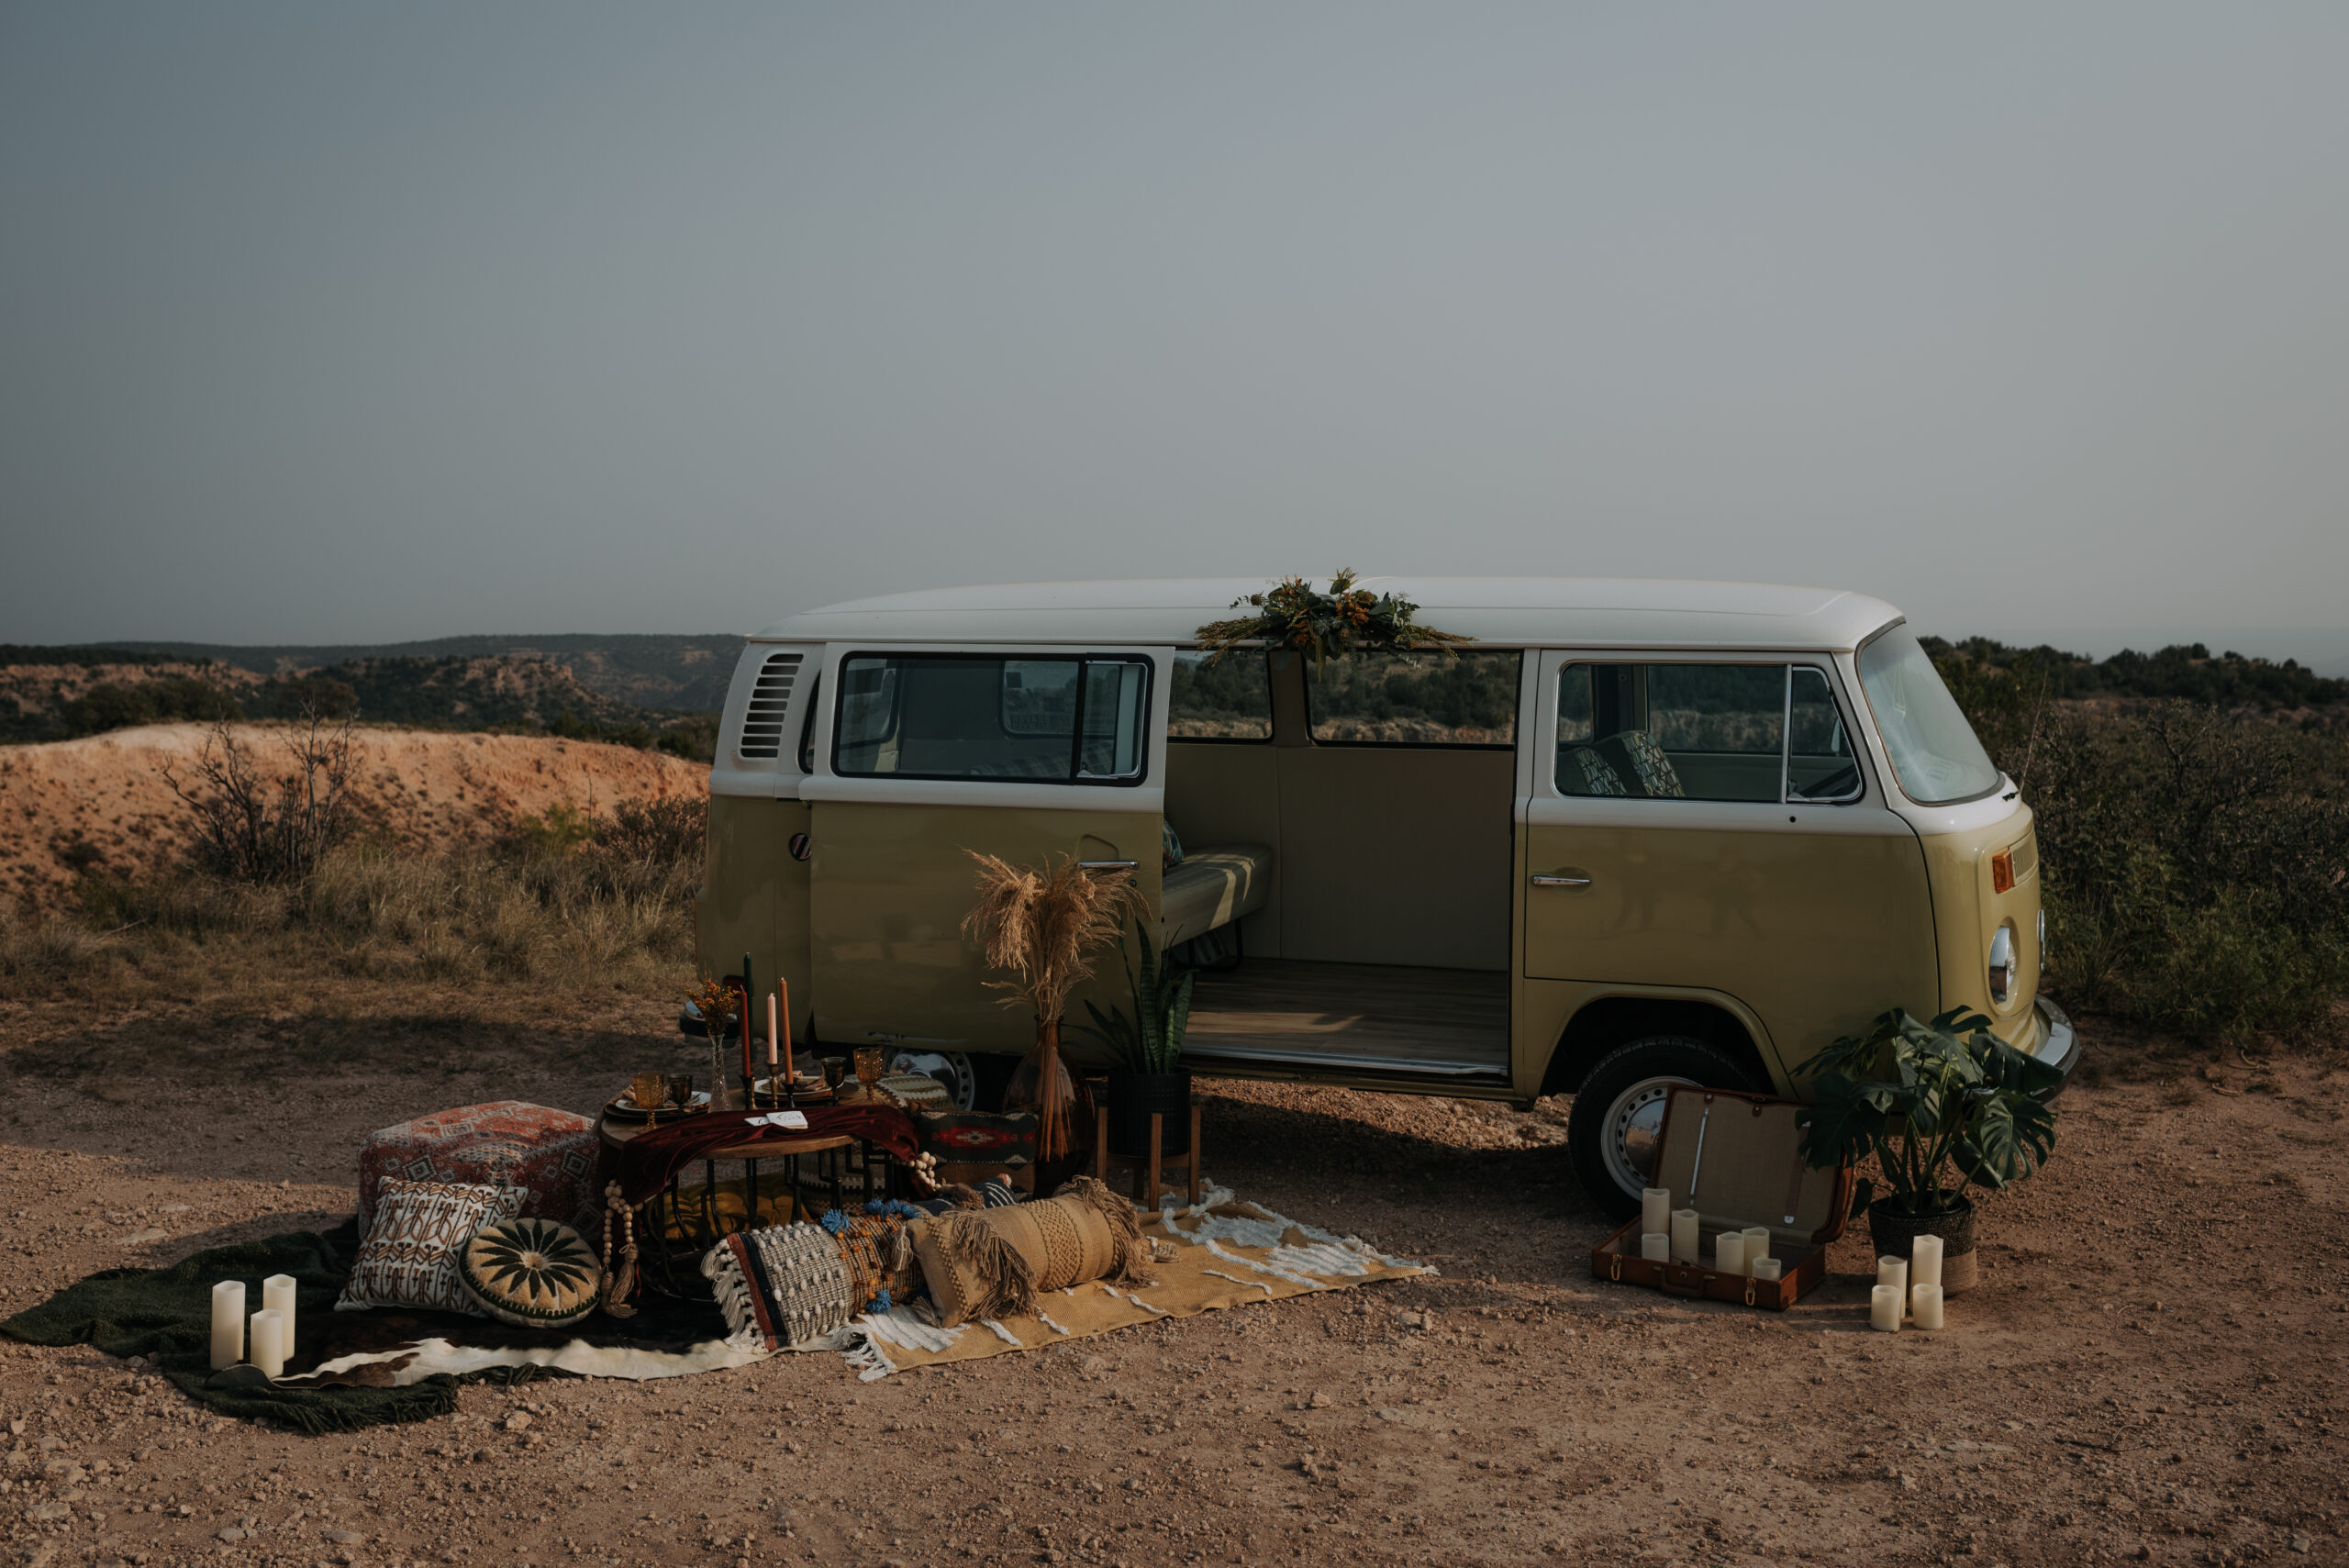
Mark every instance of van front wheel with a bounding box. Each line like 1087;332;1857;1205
1567;1036;1765;1221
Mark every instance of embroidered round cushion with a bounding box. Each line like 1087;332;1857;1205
457;1218;602;1329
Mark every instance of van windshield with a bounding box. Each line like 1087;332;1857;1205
1855;627;2002;806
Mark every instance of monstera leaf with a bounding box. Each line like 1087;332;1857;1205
1796;1006;2062;1218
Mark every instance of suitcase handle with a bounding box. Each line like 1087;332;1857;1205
1659;1264;1707;1298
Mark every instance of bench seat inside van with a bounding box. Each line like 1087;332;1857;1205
1159;844;1273;950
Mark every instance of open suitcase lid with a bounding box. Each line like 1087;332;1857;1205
1648;1085;1853;1248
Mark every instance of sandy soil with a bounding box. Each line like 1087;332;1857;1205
0;999;2343;1568
0;725;705;905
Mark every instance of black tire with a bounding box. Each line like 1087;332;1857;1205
1566;1035;1767;1221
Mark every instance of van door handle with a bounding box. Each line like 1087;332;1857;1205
1531;873;1592;888
1079;860;1139;872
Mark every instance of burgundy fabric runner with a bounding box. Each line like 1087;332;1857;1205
611;1106;920;1209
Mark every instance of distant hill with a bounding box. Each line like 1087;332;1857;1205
82;633;742;713
1920;636;2349;711
0;643;722;757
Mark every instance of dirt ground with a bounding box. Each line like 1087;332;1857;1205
0;995;2343;1568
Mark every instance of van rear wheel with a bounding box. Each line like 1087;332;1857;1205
1567;1036;1766;1221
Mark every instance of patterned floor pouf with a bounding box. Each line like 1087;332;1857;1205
357;1102;600;1240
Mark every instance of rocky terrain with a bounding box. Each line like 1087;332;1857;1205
0;998;2341;1568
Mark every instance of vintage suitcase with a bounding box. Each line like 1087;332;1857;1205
1589;1085;1853;1310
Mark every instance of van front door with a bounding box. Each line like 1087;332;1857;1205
799;647;1167;1054
1520;651;1937;1087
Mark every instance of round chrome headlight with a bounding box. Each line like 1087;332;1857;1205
1988;923;2018;1005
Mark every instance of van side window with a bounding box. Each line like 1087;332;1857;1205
1169;651;1272;741
1556;662;1787;803
833;654;1151;784
1787;666;1862;801
1306;651;1520;747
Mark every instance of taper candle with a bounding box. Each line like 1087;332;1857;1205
1640;1232;1670;1262
1642;1186;1671;1239
1752;1257;1784;1283
209;1280;245;1369
1911;1283;1945;1330
1910;1234;1943;1291
1714;1231;1746;1275
1669;1208;1700;1264
250;1308;285;1377
766;992;779;1068
1740;1227;1770;1276
1869;1284;1903;1332
1876;1254;1909;1311
778;978;795;1088
262;1273;296;1366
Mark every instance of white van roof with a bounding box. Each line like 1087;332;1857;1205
753;577;1902;652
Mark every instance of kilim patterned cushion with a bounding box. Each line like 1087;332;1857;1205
457;1218;602;1329
910;1109;1036;1167
701;1224;853;1351
335;1178;525;1317
356;1102;600;1240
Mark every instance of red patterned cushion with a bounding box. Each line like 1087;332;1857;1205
357;1102;600;1240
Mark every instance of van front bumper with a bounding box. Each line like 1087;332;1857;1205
2032;995;2079;1100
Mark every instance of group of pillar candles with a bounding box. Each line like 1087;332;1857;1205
208;1276;298;1377
1637;1186;1948;1329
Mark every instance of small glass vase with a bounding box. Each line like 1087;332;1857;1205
1002;1015;1094;1193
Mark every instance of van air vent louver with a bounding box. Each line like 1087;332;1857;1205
737;651;804;760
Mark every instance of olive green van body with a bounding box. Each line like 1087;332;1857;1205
692;579;2075;1207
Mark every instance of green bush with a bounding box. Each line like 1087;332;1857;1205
1937;648;2349;1044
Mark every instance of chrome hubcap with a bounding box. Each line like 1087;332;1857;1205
1600;1074;1698;1198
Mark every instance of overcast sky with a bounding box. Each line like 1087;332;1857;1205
4;5;2345;667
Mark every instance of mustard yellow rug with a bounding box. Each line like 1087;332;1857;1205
833;1186;1432;1380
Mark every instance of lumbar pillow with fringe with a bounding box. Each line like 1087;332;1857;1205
701;1223;852;1351
910;1176;1155;1328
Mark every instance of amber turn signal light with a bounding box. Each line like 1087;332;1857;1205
1990;851;2015;894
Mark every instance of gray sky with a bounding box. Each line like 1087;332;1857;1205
5;4;2346;668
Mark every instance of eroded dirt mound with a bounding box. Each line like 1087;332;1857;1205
0;723;706;904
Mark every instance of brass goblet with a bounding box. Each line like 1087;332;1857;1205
852;1047;885;1091
630;1073;668;1115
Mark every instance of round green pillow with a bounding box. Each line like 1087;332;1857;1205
457;1217;602;1329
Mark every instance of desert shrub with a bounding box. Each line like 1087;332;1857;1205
1938;650;2349;1043
159;715;356;883
596;796;707;864
509;800;597;861
57;675;245;738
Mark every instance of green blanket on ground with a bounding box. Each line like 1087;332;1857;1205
0;1222;554;1434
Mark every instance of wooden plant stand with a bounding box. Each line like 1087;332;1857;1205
1092;1103;1202;1208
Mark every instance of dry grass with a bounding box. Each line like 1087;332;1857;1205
959;851;1143;1026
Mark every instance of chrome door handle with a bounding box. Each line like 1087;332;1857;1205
1531;873;1592;888
1078;860;1139;872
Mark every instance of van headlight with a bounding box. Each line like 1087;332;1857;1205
1988;923;2018;1005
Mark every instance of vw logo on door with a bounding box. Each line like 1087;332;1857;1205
788;833;813;862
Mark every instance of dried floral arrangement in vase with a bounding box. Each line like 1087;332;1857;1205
687;974;740;1106
961;851;1146;1189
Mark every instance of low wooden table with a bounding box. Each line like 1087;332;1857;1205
596;1092;887;1250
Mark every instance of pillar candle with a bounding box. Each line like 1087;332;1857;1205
262;1274;296;1366
1752;1257;1783;1283
250;1308;285;1378
1911;1283;1945;1330
1876;1254;1909;1311
1668;1208;1700;1264
1640;1232;1670;1262
1910;1234;1943;1291
1714;1231;1746;1275
209;1281;245;1369
1741;1227;1770;1276
1869;1284;1903;1332
1642;1187;1671;1239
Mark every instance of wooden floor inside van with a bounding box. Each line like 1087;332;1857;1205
1183;960;1509;1079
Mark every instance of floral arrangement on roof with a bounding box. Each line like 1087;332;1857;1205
1194;569;1474;669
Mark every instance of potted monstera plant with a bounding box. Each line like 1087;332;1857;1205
1794;1006;2061;1293
1074;924;1197;1160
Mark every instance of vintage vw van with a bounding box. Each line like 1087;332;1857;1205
695;578;2076;1217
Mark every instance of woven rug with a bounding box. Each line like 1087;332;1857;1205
829;1185;1432;1381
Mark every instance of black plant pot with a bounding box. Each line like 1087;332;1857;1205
1866;1194;1979;1295
1106;1071;1193;1159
